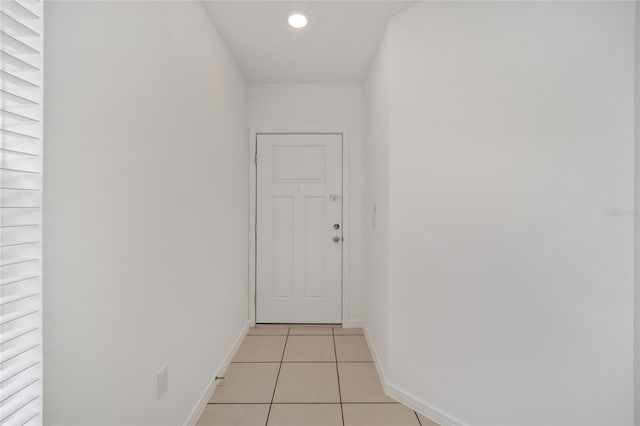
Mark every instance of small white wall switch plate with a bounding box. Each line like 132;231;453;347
157;365;169;400
372;204;377;230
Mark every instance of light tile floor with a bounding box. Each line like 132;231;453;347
197;325;440;426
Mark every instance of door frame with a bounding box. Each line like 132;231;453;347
248;127;351;325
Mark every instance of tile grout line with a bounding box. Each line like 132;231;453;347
231;361;374;364
415;410;423;426
208;402;402;405
264;326;290;426
332;327;345;426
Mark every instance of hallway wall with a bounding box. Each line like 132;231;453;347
43;2;249;424
248;84;366;326
365;1;636;424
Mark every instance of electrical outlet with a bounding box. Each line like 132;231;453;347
157;365;169;400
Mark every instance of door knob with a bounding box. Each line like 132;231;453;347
333;236;341;242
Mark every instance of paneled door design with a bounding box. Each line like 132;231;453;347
256;134;342;323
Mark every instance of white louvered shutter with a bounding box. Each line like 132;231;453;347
0;1;43;425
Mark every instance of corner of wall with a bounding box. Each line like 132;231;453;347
363;325;467;426
184;321;251;426
634;1;640;423
199;0;249;85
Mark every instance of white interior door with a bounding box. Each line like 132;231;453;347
256;134;342;324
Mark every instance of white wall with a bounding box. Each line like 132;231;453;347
43;2;248;424
366;2;636;424
248;84;365;326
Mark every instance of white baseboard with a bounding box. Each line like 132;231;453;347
384;382;467;426
184;320;251;426
363;326;467;426
362;326;389;395
342;319;364;328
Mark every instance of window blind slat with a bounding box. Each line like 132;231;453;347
0;109;38;123
0;168;40;175
0;69;39;89
0;148;39;161
0;343;38;365
0;361;39;385
0;377;39;404
0;242;39;249
0;328;37;346
0;275;39;287
0;396;39;424
0;128;38;140
0;89;38;105
0;11;39;37
1;0;40;21
0;309;38;326
0;51;40;72
0;31;39;55
0;291;37;306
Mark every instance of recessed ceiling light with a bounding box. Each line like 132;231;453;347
287;12;308;29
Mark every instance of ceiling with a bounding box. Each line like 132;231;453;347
202;1;416;84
